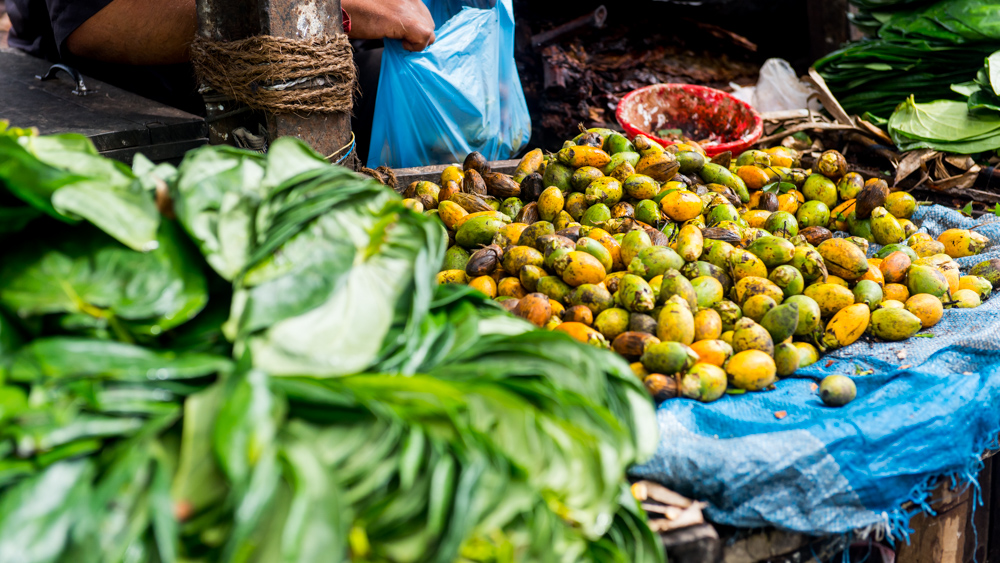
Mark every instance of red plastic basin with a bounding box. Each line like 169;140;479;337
616;83;763;157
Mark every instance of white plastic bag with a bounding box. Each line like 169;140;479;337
729;58;822;113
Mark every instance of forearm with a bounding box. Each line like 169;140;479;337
342;0;435;51
66;0;196;65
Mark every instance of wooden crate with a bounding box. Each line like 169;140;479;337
660;455;995;563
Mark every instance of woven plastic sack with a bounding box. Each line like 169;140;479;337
630;204;1000;540
367;0;531;168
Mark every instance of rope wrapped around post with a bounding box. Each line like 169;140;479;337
190;34;357;114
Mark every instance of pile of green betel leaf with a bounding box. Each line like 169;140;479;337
951;50;1000;115
0;124;663;563
887;50;1000;153
816;0;1000;119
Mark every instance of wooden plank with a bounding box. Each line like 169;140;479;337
897;477;981;563
806;0;851;61
987;452;1000;563
661;524;721;563
970;456;991;563
393;159;520;184
720;528;814;563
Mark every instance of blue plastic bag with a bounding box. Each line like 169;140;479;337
367;0;531;168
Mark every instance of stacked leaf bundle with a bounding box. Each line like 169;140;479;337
420;129;995;405
886;51;1000;153
0;127;663;562
815;0;1000;119
951;50;1000;115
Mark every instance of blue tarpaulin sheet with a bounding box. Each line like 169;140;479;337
630;204;1000;539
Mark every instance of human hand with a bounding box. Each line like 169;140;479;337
343;0;436;51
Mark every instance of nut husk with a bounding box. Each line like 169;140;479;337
611;201;636;219
645;226;670;247
759;192;779;213
799;226;834;246
702;227;743;244
438;180;461;203
463;169;488;196
520;172;545;201
612;331;661;357
450;192;494;213
515;201;540;224
463;151;490;174
466;244;504;277
415;193;436;211
855;179;889;219
483;172;521;199
500;298;520;313
644;373;680;402
576;132;603;147
710;150;732;168
555;225;582;241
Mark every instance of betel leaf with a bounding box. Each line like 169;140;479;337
226;169;445;378
889;96;1000;141
171;385;227;517
171;138;330;282
893;131;1000;153
17;135;160;252
78;442;155;562
214;369;283;487
0;460;94;563
967;89;1000;114
173;145;267;281
0;221;208;341
951;80;981;97
7;337;231;383
278;436;350;563
258;137;330;193
889;95;1000;153
988;50;1000;96
0;136;81;221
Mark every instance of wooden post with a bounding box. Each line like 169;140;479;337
806;0;851;61
195;0;353;162
258;0;354;160
196;0;266;146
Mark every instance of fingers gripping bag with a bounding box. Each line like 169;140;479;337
367;0;531;168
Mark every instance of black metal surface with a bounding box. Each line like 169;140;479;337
35;64;88;96
2;48;207;162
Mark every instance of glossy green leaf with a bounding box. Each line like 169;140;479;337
232;171;445;377
0;221;207;340
214;369;282;486
951;80;980;97
171;385;227;516
890;96;1000;141
987;49;1000;96
0;460;94;563
173;145;266;281
8;337;231;383
16;135;160;251
968;89;1000;114
278;437;349;563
